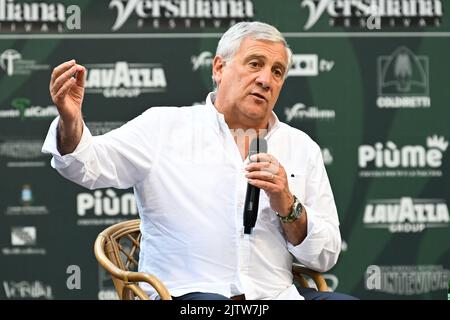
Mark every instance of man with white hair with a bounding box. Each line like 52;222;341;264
43;21;356;300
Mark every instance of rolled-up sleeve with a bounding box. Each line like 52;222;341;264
287;145;341;272
42;116;94;169
41;108;162;190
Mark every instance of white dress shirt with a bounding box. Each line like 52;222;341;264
42;92;341;300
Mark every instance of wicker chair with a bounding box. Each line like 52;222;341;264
94;219;329;300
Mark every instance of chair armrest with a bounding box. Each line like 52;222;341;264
292;264;329;292
94;233;172;300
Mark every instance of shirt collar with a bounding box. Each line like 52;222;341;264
205;92;224;134
205;91;281;138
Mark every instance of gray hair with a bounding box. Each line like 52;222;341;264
213;21;292;88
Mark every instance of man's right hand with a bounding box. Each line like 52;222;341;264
50;59;86;121
50;59;86;155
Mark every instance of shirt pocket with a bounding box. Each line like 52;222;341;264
287;172;306;204
258;193;283;230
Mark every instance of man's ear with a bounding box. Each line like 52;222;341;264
212;55;226;86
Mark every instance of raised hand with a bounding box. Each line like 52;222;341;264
50;59;86;122
49;59;86;155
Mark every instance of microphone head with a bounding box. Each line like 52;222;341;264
249;137;267;160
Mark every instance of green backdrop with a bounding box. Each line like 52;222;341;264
1;0;449;300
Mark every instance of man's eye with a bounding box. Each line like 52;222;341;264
273;69;283;78
249;61;259;68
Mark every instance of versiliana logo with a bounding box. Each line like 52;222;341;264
358;135;448;178
3;281;53;299
109;0;254;31
300;0;443;30
191;51;213;71
363;197;449;233
0;0;81;32
284;102;335;122
365;265;450;296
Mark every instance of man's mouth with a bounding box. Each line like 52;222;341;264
250;93;267;101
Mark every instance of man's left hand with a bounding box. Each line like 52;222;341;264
245;153;293;216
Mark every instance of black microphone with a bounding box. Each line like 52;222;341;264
243;137;267;235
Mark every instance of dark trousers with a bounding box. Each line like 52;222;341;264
173;288;358;300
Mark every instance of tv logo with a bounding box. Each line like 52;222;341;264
288;54;334;77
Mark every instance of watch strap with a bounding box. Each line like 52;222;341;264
276;195;302;223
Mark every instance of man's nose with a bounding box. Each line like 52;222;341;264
256;68;272;91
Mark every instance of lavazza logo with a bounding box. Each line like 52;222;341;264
77;189;138;226
377;47;430;109
365;265;449;296
358;135;448;178
300;0;443;30
85;62;167;98
109;0;255;31
363;197;449;233
0;0;81;33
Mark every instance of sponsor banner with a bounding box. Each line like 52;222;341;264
191;51;213;71
2;226;46;255
0;139;46;168
363;197;449;233
365;265;450;296
377;47;430;109
321;148;333;166
2;0;447;34
2;280;53;299
288;54;334;77
4;184;49;216
0;49;49;76
85;122;124;136
109;0;255;31
76;189;138;226
358;135;448;178
0;0;81;33
97;265;119;300
284;102;336;122
0;98;58;120
84;62;167;98
300;0;443;30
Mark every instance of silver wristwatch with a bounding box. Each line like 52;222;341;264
276;195;303;223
